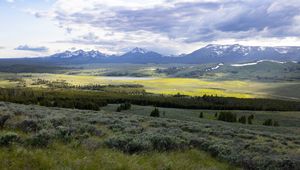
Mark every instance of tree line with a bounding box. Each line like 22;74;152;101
0;87;299;111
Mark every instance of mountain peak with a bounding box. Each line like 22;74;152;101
129;47;148;54
50;49;107;59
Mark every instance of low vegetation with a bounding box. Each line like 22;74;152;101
0;102;299;169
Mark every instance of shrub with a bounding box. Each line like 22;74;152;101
77;124;102;136
218;112;237;122
238;116;246;124
55;126;76;142
17;120;39;132
0;115;10;129
214;112;218;118
150;108;160;117
26;130;51;147
274;121;280;127
0;132;19;146
105;135;149;153
49;117;67;127
149;134;186;151
105;133;187;153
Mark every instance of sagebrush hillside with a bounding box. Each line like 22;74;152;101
0;102;299;170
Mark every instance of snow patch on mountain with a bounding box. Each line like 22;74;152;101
206;63;224;71
231;60;287;67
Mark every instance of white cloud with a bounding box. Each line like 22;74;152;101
4;0;300;57
6;0;15;3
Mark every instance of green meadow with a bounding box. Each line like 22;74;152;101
1;72;299;100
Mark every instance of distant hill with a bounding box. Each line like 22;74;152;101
157;60;300;81
1;44;300;65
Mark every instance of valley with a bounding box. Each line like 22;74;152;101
1;60;300;100
2;1;300;169
0;59;300;170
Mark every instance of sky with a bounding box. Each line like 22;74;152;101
1;0;300;58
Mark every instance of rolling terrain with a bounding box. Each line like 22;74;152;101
0;60;299;100
1;44;300;170
1;102;299;169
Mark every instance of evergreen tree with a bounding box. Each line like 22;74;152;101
263;119;273;126
218;112;237;122
199;112;203;118
238;116;246;124
150;108;160;117
247;117;252;124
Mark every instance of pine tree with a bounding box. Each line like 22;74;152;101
238;116;246;124
150;108;160;117
199;112;203;118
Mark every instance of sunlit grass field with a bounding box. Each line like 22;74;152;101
1;73;300;100
21;74;260;98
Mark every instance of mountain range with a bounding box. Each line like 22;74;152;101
2;44;300;65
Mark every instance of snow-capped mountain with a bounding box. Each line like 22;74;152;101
113;48;167;64
5;45;299;65
50;50;108;59
180;44;300;64
128;47;148;54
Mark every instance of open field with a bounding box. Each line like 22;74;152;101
1;72;300;100
0;102;299;169
103;104;300;127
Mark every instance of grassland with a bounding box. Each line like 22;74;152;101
103;104;300;127
0;144;234;170
1;72;299;100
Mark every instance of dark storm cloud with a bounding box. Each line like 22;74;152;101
51;0;300;43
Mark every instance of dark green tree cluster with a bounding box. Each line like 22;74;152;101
0;87;300;112
238;116;247;124
150;108;160;117
116;102;132;112
218;112;237;122
247;114;254;124
199;112;204;118
0;88;105;111
263;119;279;126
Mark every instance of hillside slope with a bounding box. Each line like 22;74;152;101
0;102;299;169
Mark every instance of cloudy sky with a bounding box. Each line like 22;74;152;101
1;0;300;58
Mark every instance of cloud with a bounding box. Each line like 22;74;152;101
6;0;14;3
41;0;300;43
14;45;49;52
28;0;300;54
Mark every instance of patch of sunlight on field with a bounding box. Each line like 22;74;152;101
0;80;18;87
22;74;262;98
130;78;254;98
